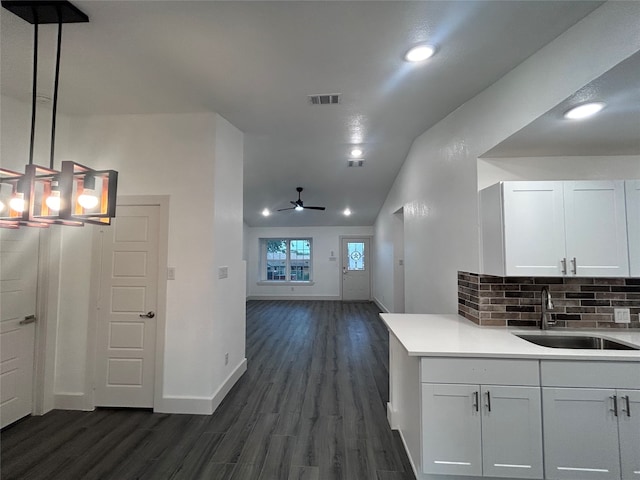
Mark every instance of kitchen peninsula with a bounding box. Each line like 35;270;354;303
381;313;640;480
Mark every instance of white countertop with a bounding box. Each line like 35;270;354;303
380;313;640;361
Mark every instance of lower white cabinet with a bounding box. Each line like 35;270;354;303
543;388;640;480
421;383;543;478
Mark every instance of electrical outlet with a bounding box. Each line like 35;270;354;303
614;308;631;324
224;353;229;365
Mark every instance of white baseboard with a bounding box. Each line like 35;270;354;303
373;296;390;313
210;357;247;413
387;401;397;427
54;393;93;411
396;427;419;479
247;295;341;301
156;358;247;415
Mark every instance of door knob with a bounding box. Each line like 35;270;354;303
19;314;36;325
139;311;155;318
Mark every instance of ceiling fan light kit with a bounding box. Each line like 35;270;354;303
277;187;326;213
0;0;118;229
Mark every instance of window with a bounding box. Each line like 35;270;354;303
261;238;312;282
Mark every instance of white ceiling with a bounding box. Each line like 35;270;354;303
1;1;609;227
483;50;640;158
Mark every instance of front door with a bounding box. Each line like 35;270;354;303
341;237;371;301
0;228;38;428
94;205;159;408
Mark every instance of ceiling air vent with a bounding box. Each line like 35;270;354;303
347;159;365;167
308;93;341;105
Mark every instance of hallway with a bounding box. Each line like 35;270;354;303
1;301;414;479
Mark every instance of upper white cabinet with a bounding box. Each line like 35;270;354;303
480;180;630;277
626;180;640;276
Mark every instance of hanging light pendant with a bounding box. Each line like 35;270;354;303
59;162;118;225
1;1;118;229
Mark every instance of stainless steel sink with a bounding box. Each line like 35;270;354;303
515;334;639;350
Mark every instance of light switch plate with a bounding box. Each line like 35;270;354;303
218;266;229;279
614;308;631;324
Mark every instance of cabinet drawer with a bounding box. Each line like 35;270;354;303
540;361;640;388
421;358;539;386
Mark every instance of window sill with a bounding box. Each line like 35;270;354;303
257;281;315;286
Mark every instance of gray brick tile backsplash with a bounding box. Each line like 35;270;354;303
458;271;640;329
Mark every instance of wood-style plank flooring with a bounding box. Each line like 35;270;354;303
1;300;415;480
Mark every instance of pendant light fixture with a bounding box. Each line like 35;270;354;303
0;1;118;229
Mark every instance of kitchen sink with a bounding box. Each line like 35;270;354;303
515;334;639;350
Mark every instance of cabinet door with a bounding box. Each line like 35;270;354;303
502;181;566;276
421;383;482;476
481;386;543;479
626;180;640;276
619;389;640;480
543;387;621;480
564;181;629;276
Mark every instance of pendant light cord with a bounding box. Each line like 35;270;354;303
28;8;38;166
50;12;63;170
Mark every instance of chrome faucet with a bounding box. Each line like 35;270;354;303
540;287;555;330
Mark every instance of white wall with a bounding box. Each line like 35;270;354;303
210;115;246;405
247;225;373;300
2;96;246;413
478;155;640;190
374;2;640;315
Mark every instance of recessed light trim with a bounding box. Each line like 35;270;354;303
350;148;363;158
404;44;436;62
564;102;606;120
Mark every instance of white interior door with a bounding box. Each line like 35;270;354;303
0;228;38;428
95;205;159;408
341;237;371;301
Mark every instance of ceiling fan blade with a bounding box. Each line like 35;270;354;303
277;207;296;211
304;206;326;210
290;201;298;206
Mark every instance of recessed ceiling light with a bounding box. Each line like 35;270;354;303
350;148;363;158
262;208;270;217
343;208;352;216
564;102;606;120
404;44;436;62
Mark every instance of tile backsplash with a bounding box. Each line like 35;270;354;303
458;271;640;329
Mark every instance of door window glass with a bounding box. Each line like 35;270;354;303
347;242;365;271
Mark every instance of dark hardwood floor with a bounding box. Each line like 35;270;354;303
1;300;415;480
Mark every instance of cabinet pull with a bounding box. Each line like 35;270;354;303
486;390;491;412
473;391;479;412
561;258;567;275
570;257;577;275
624;395;631;417
610;395;618;417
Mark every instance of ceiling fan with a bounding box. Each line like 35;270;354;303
277;187;326;212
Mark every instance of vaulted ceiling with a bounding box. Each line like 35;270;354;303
5;1;628;228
